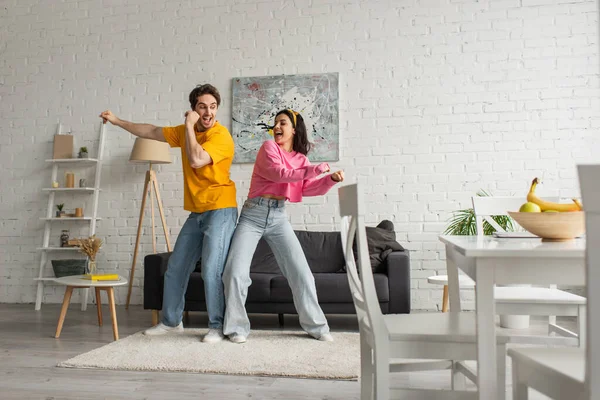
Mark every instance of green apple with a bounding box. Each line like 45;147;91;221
519;202;542;212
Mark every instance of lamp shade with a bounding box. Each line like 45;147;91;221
129;138;172;164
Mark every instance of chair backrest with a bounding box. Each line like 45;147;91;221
338;184;387;343
577;164;600;399
472;195;559;235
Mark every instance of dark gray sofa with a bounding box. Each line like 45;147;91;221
143;228;411;324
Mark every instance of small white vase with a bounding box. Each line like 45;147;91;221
499;284;532;329
499;315;530;329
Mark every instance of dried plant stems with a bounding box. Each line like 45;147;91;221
77;235;102;261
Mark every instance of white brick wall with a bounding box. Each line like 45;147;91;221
0;0;598;309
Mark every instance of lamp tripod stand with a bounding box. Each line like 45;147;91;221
125;164;172;309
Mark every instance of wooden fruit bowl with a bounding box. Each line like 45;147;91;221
507;211;585;241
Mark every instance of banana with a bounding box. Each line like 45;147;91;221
573;198;584;211
526;178;582;212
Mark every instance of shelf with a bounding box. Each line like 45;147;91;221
36;123;106;311
37;247;81;251
45;158;99;165
40;217;102;221
42;188;98;192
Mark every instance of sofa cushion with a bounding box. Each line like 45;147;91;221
249;231;345;274
353;220;405;273
295;230;346;273
269;273;390;303
246;273;278;302
249;238;280;274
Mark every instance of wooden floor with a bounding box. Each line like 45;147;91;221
0;303;363;400
0;304;558;399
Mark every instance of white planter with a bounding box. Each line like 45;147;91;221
499;284;532;329
499;314;530;329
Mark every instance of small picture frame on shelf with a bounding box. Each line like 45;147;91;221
53;134;73;159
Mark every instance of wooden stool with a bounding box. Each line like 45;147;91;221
427;274;475;312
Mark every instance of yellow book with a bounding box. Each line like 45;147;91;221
83;274;119;281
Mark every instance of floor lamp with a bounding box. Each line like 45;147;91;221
126;138;173;309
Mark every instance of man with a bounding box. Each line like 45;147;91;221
99;84;237;343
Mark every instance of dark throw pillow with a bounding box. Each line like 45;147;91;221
349;220;405;273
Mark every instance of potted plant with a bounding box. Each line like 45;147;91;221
444;190;530;329
78;146;88;158
443;190;514;235
56;203;65;218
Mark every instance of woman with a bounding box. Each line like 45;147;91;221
222;109;344;343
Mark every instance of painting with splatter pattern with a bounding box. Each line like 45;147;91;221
231;73;339;163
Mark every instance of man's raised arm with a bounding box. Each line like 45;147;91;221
99;110;166;142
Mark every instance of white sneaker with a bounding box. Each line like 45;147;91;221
202;328;225;343
229;334;247;344
317;333;334;342
143;322;183;336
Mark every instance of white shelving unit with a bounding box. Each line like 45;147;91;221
35;123;106;310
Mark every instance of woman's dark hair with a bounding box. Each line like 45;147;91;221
189;84;221;109
275;109;312;155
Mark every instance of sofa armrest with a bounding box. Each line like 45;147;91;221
385;250;411;314
143;252;171;310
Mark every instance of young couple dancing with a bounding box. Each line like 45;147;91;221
100;83;344;344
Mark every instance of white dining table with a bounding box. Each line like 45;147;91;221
438;235;585;400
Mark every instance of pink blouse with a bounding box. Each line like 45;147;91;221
247;140;337;202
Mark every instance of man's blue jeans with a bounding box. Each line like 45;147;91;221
161;208;238;329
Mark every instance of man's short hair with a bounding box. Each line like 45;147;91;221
189;84;221;109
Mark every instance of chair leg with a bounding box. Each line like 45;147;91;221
497;345;507;400
278;313;284;327
511;359;529;400
451;361;466;390
151;310;159;326
360;335;373;400
578;304;586;348
373;348;390;400
442;285;449;312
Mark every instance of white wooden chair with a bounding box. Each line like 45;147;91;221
339;184;511;400
430;196;586;344
507;164;599;400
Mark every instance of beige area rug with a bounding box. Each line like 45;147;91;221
58;329;360;380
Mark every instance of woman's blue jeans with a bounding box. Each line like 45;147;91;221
161;208;238;329
222;197;330;338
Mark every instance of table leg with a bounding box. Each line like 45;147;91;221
55;286;74;338
95;287;103;326
152;310;159;326
106;287;119;340
475;262;499;400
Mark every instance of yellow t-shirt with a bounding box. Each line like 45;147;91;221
162;121;237;213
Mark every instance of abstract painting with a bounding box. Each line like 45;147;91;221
231;73;339;163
